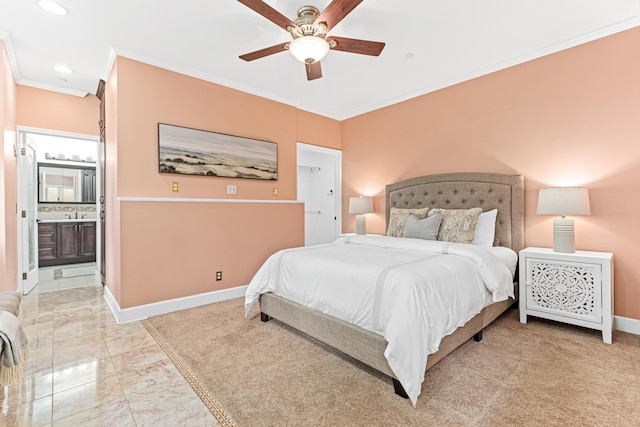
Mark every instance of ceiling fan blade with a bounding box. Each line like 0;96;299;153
305;62;322;80
239;43;289;61
237;0;299;33
327;36;385;56
314;0;363;33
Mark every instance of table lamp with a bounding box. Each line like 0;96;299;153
348;196;373;235
536;187;590;253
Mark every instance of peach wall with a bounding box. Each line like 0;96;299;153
342;28;640;320
115;57;298;200
105;60;122;303
296;109;342;150
0;41;17;291
109;57;338;308
16;86;99;136
120;202;303;307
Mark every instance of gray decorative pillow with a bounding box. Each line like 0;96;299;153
403;213;442;240
386;207;430;237
428;207;482;243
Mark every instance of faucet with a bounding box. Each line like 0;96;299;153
65;214;72;219
82;214;87;219
75;211;78;219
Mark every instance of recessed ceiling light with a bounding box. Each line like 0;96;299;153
53;64;72;74
57;77;68;82
405;53;415;59
38;1;68;16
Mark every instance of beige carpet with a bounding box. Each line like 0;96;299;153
144;298;640;426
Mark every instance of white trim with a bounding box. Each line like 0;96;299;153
113;47;298;111
103;284;248;324
614;315;640;335
0;31;22;82
117;196;302;204
16;127;101;294
16;126;100;143
296;142;342;156
296;142;343;244
335;17;640;120
102;47;117;82
17;78;88;97
112;17;640;120
1;31;88;97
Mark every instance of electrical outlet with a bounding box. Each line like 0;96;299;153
171;181;179;192
227;185;237;195
272;187;278;196
216;271;222;281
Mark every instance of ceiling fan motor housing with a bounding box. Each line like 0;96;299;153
293;6;324;37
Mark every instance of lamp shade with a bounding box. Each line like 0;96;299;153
536;187;591;216
348;196;373;214
289;36;330;64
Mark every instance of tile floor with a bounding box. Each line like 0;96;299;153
0;264;219;426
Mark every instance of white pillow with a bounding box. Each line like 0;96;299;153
472;209;498;247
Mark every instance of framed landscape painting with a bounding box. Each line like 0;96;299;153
158;123;278;180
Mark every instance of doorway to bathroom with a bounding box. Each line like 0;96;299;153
296;143;342;246
16;127;101;295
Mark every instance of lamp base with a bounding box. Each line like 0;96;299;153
355;215;367;235
553;218;575;253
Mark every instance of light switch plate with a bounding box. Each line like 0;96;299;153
227;184;237;195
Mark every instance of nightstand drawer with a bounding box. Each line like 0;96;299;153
525;257;602;324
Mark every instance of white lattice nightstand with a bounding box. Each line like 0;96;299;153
519;247;614;344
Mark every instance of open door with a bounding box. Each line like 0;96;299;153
18;134;39;294
296;143;342;246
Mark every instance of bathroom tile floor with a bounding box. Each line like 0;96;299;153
1;264;218;426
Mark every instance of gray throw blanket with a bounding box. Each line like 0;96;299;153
0;310;28;385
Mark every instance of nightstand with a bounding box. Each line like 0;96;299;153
519;247;614;344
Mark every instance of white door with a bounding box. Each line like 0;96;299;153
297;143;342;246
18;135;39;294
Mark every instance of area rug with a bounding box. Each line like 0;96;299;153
143;298;640;426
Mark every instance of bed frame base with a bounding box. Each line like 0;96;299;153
392;378;409;399
259;293;514;398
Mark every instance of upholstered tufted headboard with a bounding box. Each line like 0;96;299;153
385;173;524;252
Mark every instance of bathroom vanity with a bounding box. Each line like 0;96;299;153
38;220;97;266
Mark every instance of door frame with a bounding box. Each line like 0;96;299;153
16;126;101;293
17;134;39;293
296;142;342;242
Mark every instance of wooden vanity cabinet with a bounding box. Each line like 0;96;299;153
39;221;96;266
38;223;57;263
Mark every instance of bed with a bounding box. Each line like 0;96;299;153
245;172;524;405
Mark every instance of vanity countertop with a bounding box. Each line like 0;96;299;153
38;218;97;223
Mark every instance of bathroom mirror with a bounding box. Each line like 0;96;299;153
38;163;96;203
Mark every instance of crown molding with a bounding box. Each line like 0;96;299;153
0;31;23;82
336;16;640;120
17;78;88;97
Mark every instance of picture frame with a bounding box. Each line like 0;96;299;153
158;123;278;180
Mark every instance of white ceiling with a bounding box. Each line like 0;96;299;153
1;0;639;120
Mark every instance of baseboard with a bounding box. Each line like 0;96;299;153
614;315;640;335
103;285;248;324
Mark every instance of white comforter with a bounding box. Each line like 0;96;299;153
245;235;515;405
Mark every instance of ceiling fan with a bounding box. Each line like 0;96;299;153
237;0;385;80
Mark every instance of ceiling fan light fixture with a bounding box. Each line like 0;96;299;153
38;0;68;16
289;36;330;64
